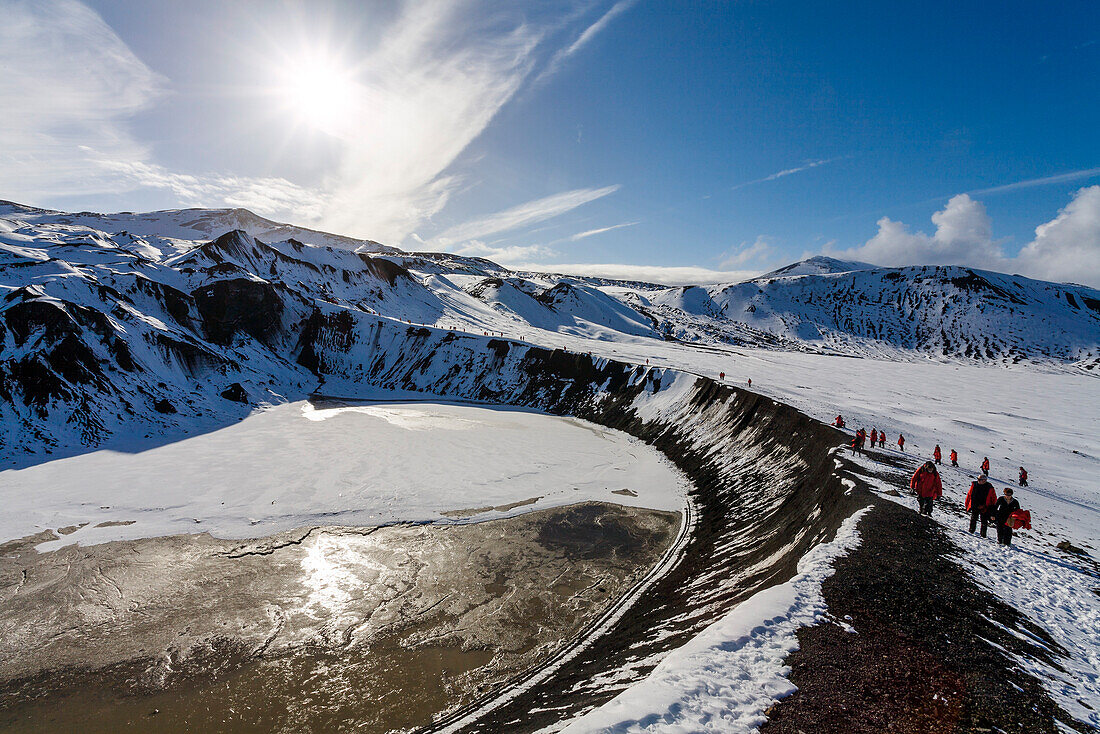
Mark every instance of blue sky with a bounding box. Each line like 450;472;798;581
3;0;1099;285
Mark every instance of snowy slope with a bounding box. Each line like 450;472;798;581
2;200;1097;463
0;200;395;255
2;202;1098;731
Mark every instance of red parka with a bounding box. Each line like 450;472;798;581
981;458;990;474
910;466;943;499
933;446;942;461
964;481;997;512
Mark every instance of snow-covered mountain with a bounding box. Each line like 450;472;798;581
0;200;395;257
2;202;1098;458
634;263;1100;366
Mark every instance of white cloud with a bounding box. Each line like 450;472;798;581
731;158;841;191
450;240;556;264
569;221;638;240
518;263;760;286
0;0;165;198
0;0;616;244
827;194;1003;267
1014;185;1100;287
94;159;327;222
720;236;774;268
427;185;620;250
316;0;550;243
536;0;638;84
826;187;1100;287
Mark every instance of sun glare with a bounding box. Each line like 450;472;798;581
274;51;360;137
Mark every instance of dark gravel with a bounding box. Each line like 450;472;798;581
762;493;1092;733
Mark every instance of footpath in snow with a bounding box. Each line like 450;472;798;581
846;448;1100;731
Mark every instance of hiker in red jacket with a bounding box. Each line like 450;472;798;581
993;487;1021;546
719;372;725;380
950;449;958;467
933;445;942;464
897;434;905;451
910;461;942;516
965;474;998;536
870;428;878;447
834;415;845;428
878;430;885;448
1018;467;1028;487
981;457;990;475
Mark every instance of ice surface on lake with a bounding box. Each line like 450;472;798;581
0;400;686;550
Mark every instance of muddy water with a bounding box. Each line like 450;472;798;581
0;503;678;733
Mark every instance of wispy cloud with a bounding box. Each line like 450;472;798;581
731;157;842;191
317;0;551;243
569;221;638;240
967;167;1100;196
517;262;761;286
94;158;327;222
536;0;638;84
0;0;165;200
720;235;774;268
450;240;556;264
427;185;620;250
1;0;618;245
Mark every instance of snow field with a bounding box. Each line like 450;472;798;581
0;399;688;551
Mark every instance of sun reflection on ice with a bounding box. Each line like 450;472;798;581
299;532;394;622
301;402;482;431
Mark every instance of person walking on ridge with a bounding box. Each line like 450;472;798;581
950;449;958;467
878;430;885;449
910;461;942;516
981;457;990;475
993;487;1021;546
870;428;878;447
1018;467;1028;487
965;474;997;536
897;434;905;451
933;445;942;464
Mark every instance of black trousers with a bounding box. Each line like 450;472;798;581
969;509;990;536
997;523;1013;545
918;497;934;515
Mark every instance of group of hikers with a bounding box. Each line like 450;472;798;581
835;418;893;451
910;461;1029;545
834;415;1032;546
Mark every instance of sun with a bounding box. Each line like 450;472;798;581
273;50;360;137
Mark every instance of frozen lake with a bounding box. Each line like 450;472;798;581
0;399;687;550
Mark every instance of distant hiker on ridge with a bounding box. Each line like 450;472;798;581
870;428;878;447
965;474;997;537
910;461;942;516
981;457;990;475
897;434;905;451
747;378;752;387
950;449;958;467
1018;467;1028;487
834;415;845;428
933;445;942;464
878;430;886;448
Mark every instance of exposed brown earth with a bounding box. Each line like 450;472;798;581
0;503;678;733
